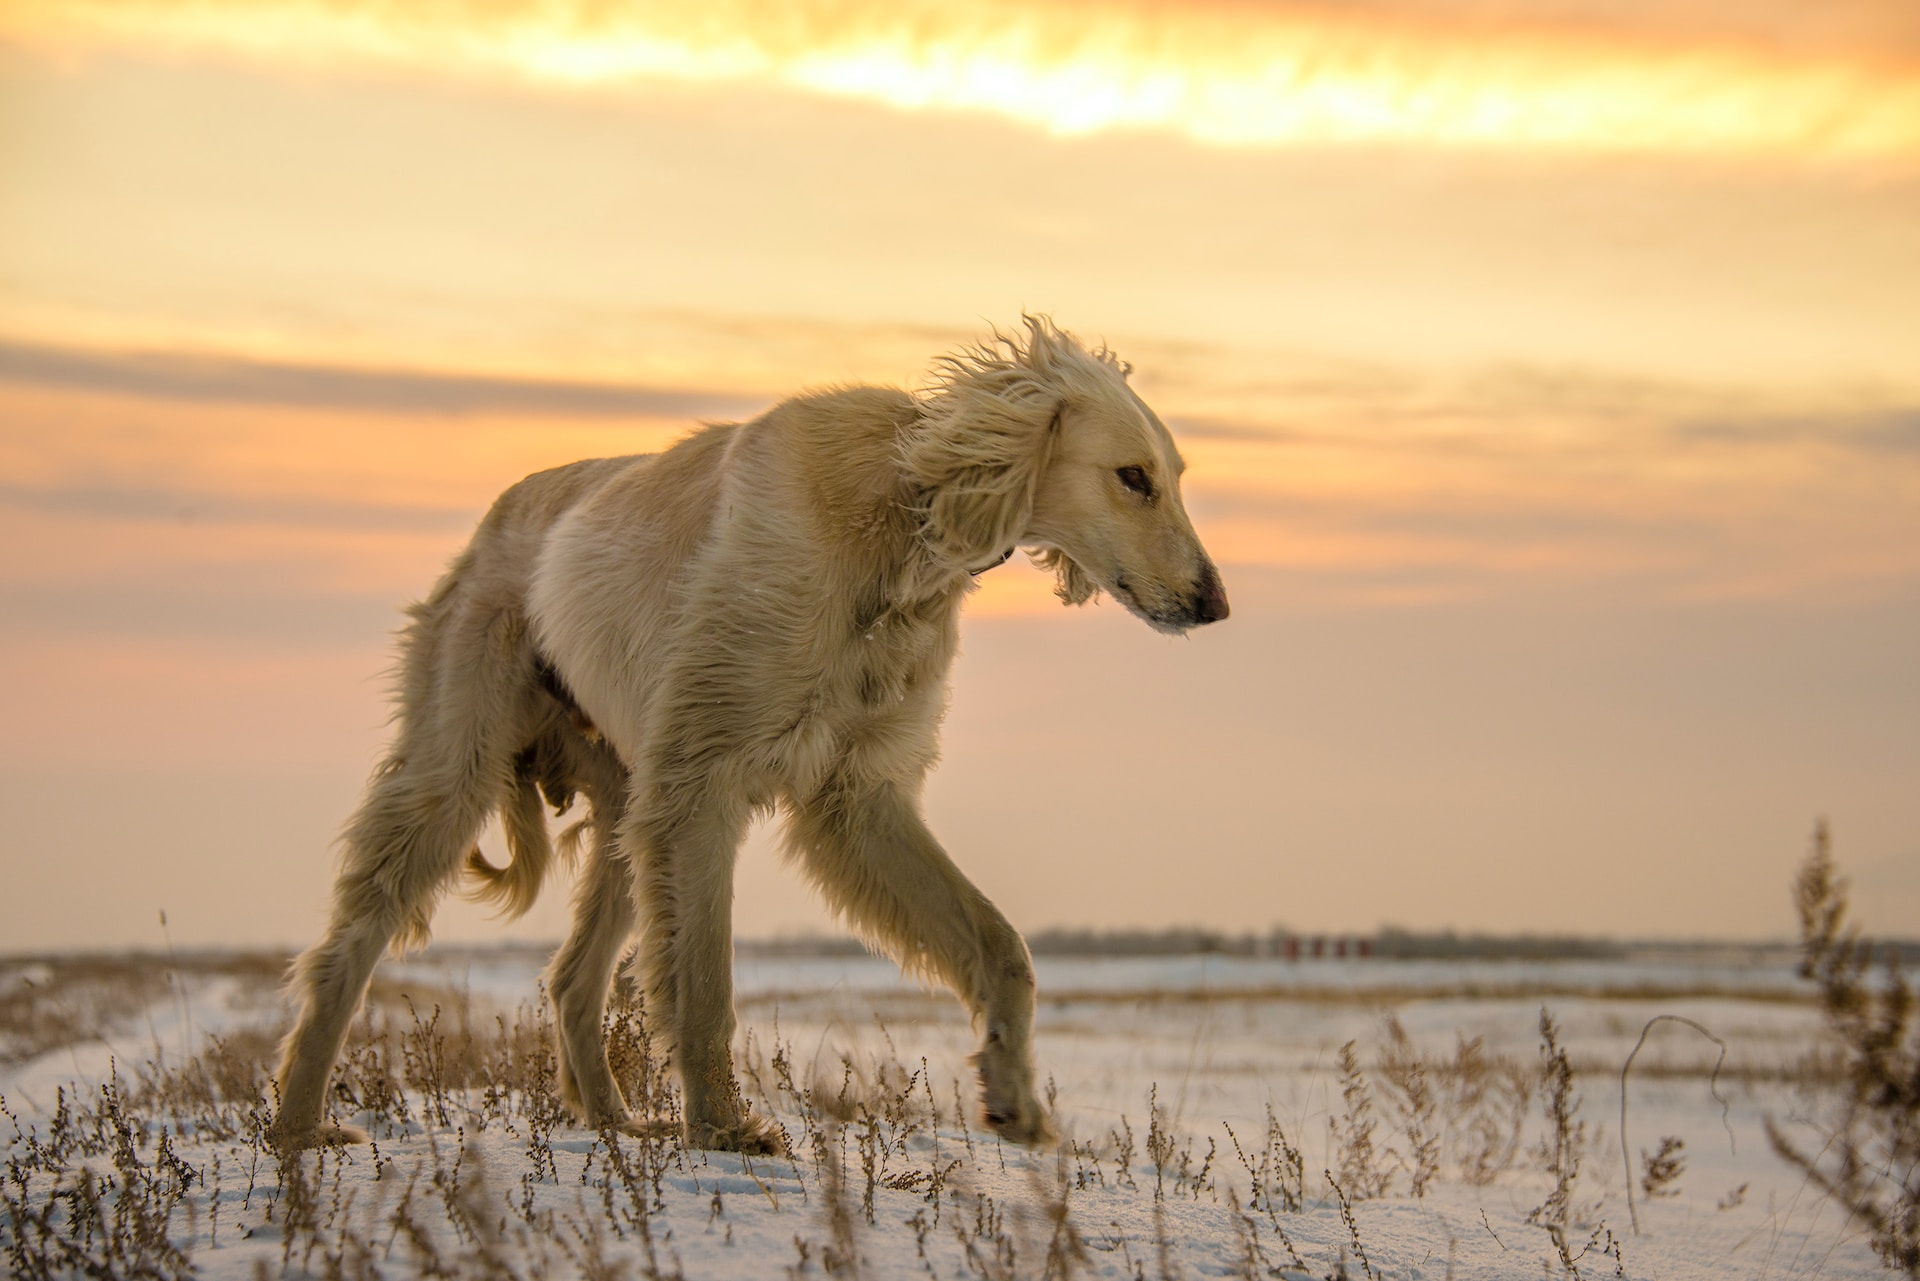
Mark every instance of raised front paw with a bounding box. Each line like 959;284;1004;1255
972;1044;1057;1146
979;1083;1057;1145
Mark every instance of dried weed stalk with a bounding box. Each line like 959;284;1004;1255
1332;1040;1391;1201
1768;821;1920;1276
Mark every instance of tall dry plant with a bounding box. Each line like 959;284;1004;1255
1377;1016;1441;1200
1529;1009;1587;1235
1441;1033;1533;1187
1332;1040;1392;1201
1768;821;1920;1276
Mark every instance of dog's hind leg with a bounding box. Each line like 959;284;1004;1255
273;768;502;1149
273;601;534;1150
546;767;671;1137
786;778;1053;1145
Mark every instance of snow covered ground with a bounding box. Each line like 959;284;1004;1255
0;946;1893;1278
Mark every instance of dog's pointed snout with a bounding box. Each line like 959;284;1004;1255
1193;564;1229;625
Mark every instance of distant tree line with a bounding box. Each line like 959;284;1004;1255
736;927;1918;963
1021;926;1630;960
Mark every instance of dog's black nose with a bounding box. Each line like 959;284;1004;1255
1192;564;1229;625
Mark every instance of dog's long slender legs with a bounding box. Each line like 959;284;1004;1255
272;914;389;1148
273;761;498;1146
786;780;1052;1143
274;595;533;1149
547;802;641;1129
625;786;780;1151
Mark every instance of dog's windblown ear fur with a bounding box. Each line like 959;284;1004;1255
900;314;1117;603
901;316;1062;575
1030;547;1099;605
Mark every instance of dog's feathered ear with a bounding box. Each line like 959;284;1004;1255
1030;547;1099;605
900;316;1072;576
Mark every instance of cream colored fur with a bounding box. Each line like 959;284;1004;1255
272;316;1227;1153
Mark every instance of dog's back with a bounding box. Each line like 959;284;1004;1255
525;389;953;800
412;383;935;816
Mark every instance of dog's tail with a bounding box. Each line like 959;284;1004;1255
462;749;584;920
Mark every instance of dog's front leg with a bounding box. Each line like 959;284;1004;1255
627;783;786;1154
787;780;1054;1145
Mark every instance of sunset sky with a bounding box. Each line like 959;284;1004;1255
2;0;1916;951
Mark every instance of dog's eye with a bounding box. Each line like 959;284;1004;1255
1116;466;1155;500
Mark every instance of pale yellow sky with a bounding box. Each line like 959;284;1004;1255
1;0;1916;949
10;0;1920;154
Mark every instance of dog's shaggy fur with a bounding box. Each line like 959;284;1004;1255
273;317;1227;1152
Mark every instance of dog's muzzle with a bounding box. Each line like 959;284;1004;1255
1190;563;1230;626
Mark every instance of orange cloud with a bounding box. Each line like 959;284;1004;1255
6;0;1916;160
9;360;1917;631
0;381;700;611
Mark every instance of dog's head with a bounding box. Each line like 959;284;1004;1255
904;316;1228;634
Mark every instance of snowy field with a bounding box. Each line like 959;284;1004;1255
0;945;1894;1278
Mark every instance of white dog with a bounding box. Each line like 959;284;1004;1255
273;316;1228;1152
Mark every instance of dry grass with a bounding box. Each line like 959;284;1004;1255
0;952;285;1070
0;875;1894;1280
1768;822;1920;1276
1;968;1612;1279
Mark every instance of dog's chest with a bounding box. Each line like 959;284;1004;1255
765;598;957;792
